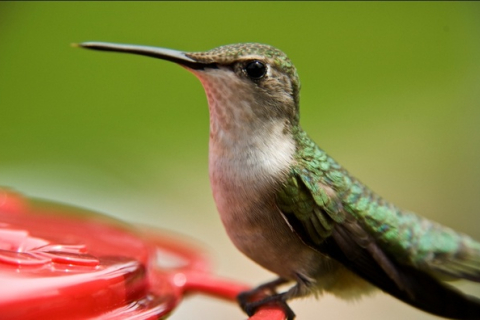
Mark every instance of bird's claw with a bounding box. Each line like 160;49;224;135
237;292;296;320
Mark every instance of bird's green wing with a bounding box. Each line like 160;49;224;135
275;131;480;317
280;130;480;283
276;165;480;318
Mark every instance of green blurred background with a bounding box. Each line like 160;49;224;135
1;2;479;319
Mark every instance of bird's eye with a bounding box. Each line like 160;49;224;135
244;60;267;80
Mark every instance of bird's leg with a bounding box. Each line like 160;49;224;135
238;275;313;320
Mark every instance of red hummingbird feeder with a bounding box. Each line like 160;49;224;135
0;188;286;319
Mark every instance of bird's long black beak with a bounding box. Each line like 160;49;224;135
75;42;209;70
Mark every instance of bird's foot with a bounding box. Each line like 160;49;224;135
238;293;296;320
237;278;295;319
237;277;288;312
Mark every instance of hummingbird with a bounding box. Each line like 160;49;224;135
76;41;480;319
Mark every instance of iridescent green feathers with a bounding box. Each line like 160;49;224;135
277;128;480;283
